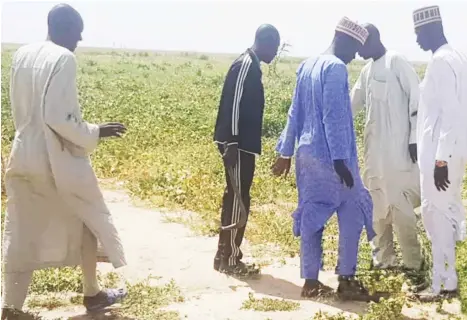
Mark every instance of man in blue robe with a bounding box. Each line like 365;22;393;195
272;17;380;302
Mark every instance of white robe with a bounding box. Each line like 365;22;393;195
351;51;422;269
417;44;467;293
3;41;126;273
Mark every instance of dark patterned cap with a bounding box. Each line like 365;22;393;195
413;5;442;28
335;17;369;45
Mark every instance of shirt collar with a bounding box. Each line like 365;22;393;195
373;51;387;63
434;43;451;55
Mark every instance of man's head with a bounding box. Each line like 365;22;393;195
47;4;83;52
358;23;383;60
252;24;281;64
333;17;369;65
413;5;445;52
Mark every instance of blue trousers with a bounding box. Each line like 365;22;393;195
300;199;363;279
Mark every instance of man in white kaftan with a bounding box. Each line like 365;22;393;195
351;24;422;271
412;5;467;301
2;4;128;316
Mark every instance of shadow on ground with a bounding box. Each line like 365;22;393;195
241;273;369;315
8;308;135;320
66;309;135;320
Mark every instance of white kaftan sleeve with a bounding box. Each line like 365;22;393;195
350;68;366;118
393;55;420;144
44;53;100;153
423;57;459;161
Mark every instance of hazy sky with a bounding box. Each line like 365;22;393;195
2;0;466;61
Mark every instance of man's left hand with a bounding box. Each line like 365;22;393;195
434;162;450;191
409;144;417;163
271;157;291;178
99;122;127;138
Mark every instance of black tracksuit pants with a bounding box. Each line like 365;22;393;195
215;145;255;267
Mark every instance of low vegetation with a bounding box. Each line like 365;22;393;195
1;44;466;319
241;292;300;312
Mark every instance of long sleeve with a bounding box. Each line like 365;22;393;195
221;55;253;144
393;54;420;144
44;53;100;153
322;63;352;161
350;68;366;118
276;87;300;158
276;63;304;158
422;58;459;161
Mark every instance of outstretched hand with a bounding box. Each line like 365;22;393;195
333;160;354;188
99;123;127;138
409;144;417;163
271;157;291;178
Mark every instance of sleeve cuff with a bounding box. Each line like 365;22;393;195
330;154;350;162
435;147;453;162
409;132;417;144
87;123;101;151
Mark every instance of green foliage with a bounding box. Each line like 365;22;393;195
28;267;120;295
1;46;466;319
241;292;300;312
313;311;355;320
111;277;184;320
29;267;84;295
26;271;183;319
26;295;71;311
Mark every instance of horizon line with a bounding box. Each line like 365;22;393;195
1;42;429;64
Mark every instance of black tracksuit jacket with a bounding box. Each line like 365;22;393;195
213;49;265;155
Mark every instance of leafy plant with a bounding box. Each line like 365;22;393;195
1;45;466;319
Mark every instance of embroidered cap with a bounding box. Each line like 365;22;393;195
335;17;369;45
413;5;442;28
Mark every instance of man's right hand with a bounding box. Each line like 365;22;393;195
99;123;127;138
271;157;291;178
333;159;354;188
223;143;238;167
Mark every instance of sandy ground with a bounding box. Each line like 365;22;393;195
33;188;463;320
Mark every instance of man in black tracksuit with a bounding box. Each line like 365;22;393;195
213;24;280;276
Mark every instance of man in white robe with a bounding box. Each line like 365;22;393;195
411;5;467;301
351;23;423;272
2;4;129;317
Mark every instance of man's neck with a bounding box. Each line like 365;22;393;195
431;38;448;54
250;45;261;63
326;44;339;59
372;45;387;61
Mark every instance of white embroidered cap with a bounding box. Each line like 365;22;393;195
413;5;442;28
335;17;369;45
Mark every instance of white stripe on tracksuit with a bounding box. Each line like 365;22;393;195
227;54;251;266
229;151;242;266
231;55;252;137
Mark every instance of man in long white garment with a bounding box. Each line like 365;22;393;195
2;4;129;317
350;24;423;273
411;5;467;301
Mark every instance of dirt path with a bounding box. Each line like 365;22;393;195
34;188;462;320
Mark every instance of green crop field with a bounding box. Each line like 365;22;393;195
1;44;467;319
